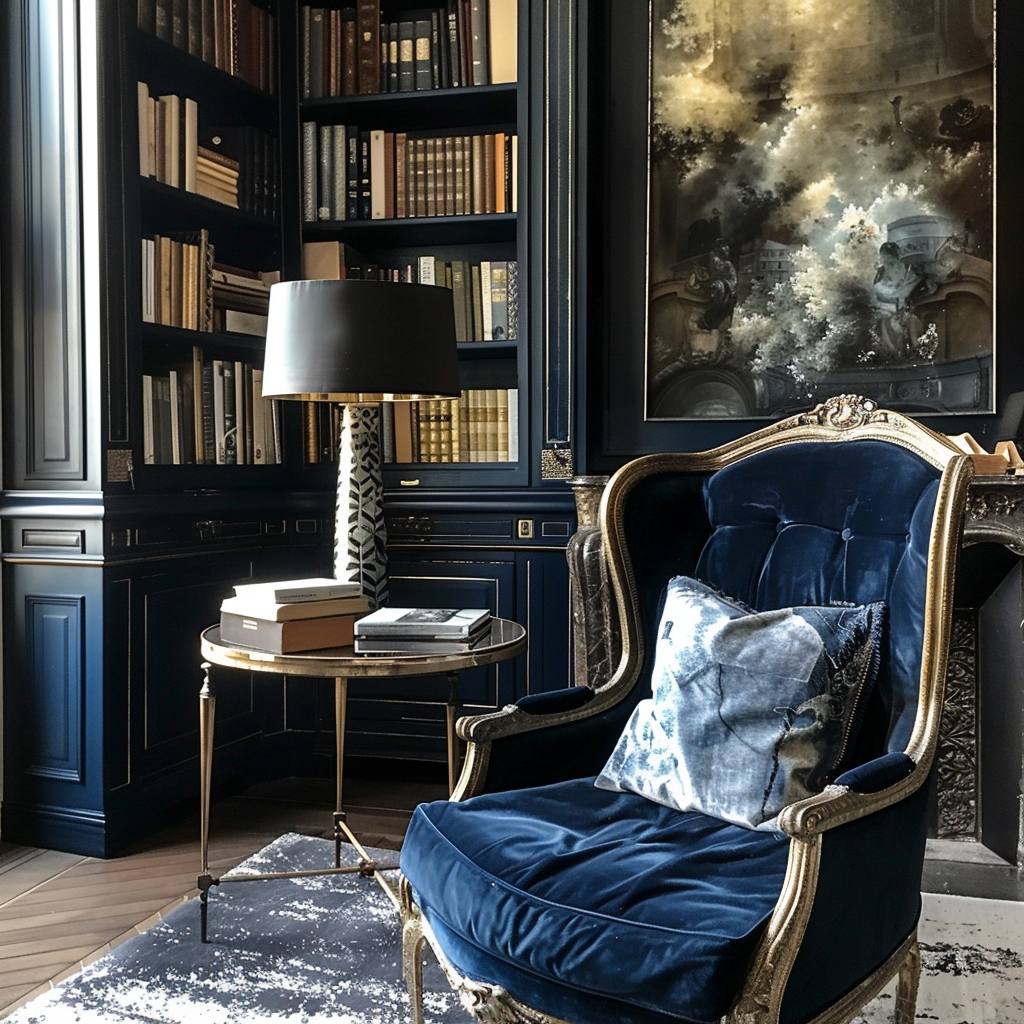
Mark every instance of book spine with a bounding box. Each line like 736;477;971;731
387;21;400;93
446;0;461;88
331;124;347;221
489;261;508;340
317;123;333;219
395;132;407;218
469;0;489;84
470;262;483;341
358;130;372;220
308;7;324;98
341;8;357;96
301;121;316;222
480;259;493;340
414;19;432;90
397;20;414;92
356;0;381;93
369;129;386;219
346;127;359;220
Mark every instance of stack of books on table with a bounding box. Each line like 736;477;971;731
219;577;371;654
353;607;492;654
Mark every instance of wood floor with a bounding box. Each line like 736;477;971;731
0;771;447;1020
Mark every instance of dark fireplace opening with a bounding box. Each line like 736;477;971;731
925;542;1024;900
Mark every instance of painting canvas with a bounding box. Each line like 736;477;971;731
645;0;995;420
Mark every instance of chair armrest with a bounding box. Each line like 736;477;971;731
452;687;632;797
515;686;596;715
776;753;922;837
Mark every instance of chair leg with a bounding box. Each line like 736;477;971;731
893;939;920;1024
401;905;427;1024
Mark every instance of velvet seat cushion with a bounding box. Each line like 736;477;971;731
401;778;791;1024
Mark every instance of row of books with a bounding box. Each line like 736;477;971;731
220;577;370;654
300;0;516;99
137;87;280;218
300;389;518;467
301;125;516;222
137;0;276;94
302;243;517;342
141;231;277;336
143;354;282;466
390;390;520;464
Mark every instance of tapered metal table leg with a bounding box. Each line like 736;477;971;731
334;675;348;867
198;662;217;943
446;671;459;795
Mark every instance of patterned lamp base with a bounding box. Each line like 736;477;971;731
334;404;388;608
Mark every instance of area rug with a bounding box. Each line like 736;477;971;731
5;833;1023;1024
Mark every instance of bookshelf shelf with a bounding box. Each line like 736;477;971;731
301;82;517;131
303;212;516;247
134;29;277;127
140;322;268;355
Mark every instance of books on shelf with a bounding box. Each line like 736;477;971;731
141;351;281;466
301;125;516;223
137;0;277;94
220;611;360;653
299;0;516;99
233;577;362;603
354;606;491;639
137;89;279;217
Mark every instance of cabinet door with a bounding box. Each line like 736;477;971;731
341;556;518;761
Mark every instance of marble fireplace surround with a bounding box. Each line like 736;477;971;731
566;474;1024;902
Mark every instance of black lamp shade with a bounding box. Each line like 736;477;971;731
261;279;461;402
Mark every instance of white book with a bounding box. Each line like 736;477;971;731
142;238;155;322
251;367;266;464
370;129;386;220
233;577;362;603
169;368;182;464
480;260;493;339
220;593;372;621
354;606;491;639
183;96;198;193
142;373;155;464
511;135;518;213
507;387;519;462
234;360;247;465
417;255;436;285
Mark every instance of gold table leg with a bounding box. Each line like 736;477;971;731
333;675;348;867
198;662;217;943
446;671;459;795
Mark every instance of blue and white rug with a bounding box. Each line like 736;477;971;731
5;833;1023;1024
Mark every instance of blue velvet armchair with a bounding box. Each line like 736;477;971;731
398;396;973;1024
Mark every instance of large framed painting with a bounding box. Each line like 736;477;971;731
645;0;995;421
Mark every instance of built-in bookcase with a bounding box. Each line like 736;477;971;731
296;0;528;487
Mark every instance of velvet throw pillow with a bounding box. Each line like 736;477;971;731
595;577;885;830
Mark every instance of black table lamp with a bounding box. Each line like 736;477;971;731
261;279;460;606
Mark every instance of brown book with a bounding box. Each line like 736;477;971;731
196;179;239;206
425;138;438;218
457;391;469;461
443;136;456;216
496;388;509;460
341;7;358;95
383;131;395;219
395;132;407;218
482;133;495;213
197;145;241;172
328;8;341;96
414;138;427;217
169;238;183;327
493;132;506;213
302;240;348;279
219;611;359;653
392;401;414;462
484;388;499;461
356;0;381;94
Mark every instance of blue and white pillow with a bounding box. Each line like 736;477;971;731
595;577;885;830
